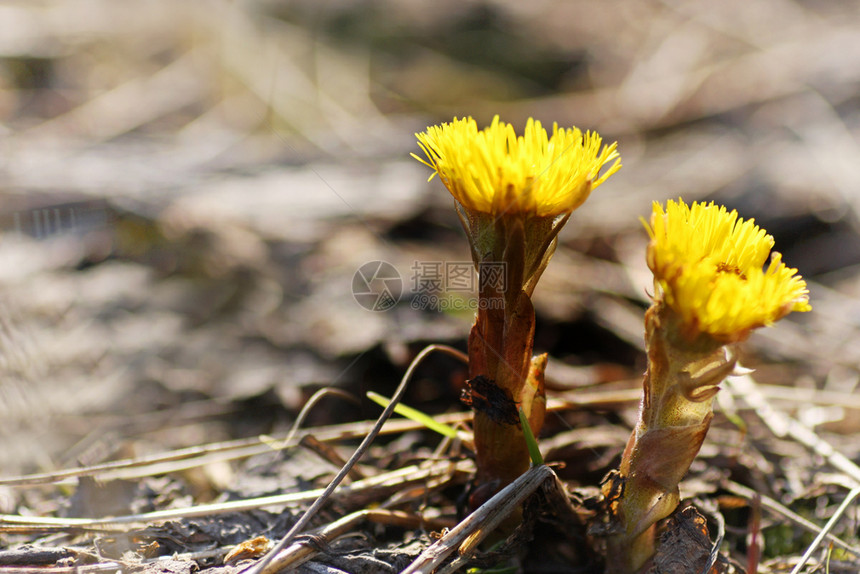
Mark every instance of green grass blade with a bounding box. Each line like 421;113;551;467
366;391;459;439
519;407;543;466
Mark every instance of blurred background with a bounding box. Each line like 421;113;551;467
1;0;859;500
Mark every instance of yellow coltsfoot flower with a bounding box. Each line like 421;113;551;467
414;116;620;297
603;198;811;574
413;115;620;218
645;199;810;343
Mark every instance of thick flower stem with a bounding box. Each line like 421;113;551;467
472;410;532;489
467;261;546;500
604;304;736;574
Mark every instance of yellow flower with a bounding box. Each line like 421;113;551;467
413;116;620;217
646;199;811;341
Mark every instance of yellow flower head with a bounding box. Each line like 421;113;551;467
413;116;620;217
646;199;811;341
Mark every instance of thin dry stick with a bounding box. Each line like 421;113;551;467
0;460;472;529
0;437;271;486
724;480;860;556
747;493;762;574
435;469;578;574
552;387;641;408
401;465;558;574
0;412;474;487
19;50;207;143
0;564;123;574
378;470;455;510
299;435;367;481
554;382;860;411
266;387;360;451
0;524;128;535
726;374;860;486
243;344;469;574
756;384;860;410
10;384;346;487
261;509;456;572
0;387;629;488
790;486;860;574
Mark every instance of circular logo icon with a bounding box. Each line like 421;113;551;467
352;261;402;311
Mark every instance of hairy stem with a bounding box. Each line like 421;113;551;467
604;304;735;573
